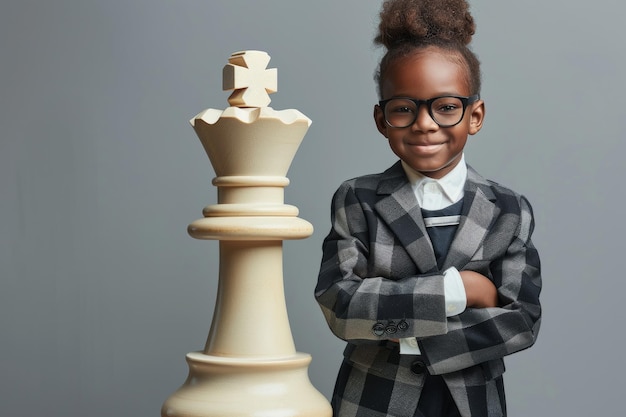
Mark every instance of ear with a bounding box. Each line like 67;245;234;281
374;105;388;138
468;100;485;135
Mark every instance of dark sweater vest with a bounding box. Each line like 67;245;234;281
421;198;464;269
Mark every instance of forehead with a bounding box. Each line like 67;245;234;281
381;49;470;99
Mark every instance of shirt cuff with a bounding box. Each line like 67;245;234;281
399;337;421;355
443;266;467;316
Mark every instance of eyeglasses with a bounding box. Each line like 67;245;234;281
378;94;480;128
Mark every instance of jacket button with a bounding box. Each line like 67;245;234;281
372;323;385;336
385;323;398;334
397;320;409;331
410;360;427;374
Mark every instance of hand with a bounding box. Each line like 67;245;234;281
460;270;498;308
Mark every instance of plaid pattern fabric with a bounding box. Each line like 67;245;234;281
315;161;541;417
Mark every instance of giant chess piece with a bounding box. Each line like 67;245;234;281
161;51;331;417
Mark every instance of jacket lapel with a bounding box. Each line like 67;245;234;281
441;166;500;271
374;162;439;274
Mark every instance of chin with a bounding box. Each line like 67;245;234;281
413;161;455;178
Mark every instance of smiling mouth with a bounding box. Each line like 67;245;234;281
409;143;445;153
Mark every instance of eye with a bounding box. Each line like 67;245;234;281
436;104;458;112
391;106;414;114
387;99;416;114
432;97;463;114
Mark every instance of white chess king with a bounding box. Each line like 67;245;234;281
161;51;331;417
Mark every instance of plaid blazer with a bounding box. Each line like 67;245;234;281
315;161;542;417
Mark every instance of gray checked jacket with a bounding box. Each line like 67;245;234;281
315;161;542;417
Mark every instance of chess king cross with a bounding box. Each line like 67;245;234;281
222;50;278;108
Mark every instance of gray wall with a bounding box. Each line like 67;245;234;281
1;1;624;415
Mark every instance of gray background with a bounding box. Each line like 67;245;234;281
1;1;623;416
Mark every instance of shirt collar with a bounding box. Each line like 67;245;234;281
401;154;468;204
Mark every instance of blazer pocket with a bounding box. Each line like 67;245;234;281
344;342;427;387
343;343;386;373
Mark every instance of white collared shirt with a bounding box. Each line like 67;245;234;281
402;154;467;210
398;155;468;354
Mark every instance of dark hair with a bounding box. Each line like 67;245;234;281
374;0;482;98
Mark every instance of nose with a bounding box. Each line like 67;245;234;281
411;104;438;132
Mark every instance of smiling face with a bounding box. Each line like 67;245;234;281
374;47;485;179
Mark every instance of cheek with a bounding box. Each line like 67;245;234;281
386;136;405;156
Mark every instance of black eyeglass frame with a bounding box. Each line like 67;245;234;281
378;94;481;128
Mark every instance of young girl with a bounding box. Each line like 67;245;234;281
315;1;542;416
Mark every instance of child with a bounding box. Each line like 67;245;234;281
314;1;542;416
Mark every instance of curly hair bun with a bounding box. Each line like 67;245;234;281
375;0;475;48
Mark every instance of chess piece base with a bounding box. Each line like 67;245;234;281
161;352;331;417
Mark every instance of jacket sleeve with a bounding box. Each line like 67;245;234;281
314;181;450;342
419;195;542;375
